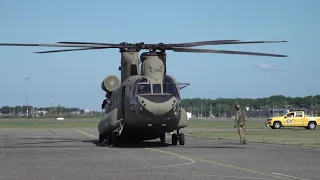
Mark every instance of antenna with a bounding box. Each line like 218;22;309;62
25;77;30;117
49;97;54;114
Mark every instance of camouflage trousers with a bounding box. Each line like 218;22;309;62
236;123;246;144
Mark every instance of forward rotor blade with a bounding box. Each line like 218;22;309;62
57;41;134;48
34;47;108;54
57;40;287;48
171;47;288;57
0;43;108;48
58;40;241;47
58;41;121;46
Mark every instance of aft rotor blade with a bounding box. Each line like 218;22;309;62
166;40;240;47
34;47;108;54
171;47;288;57
214;40;288;45
0;43;107;48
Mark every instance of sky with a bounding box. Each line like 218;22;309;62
0;0;319;110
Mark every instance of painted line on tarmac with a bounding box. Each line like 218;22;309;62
0;136;4;158
272;173;310;180
73;130;289;180
146;148;289;180
74;129;97;138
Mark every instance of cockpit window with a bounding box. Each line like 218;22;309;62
153;84;162;93
137;84;151;94
163;83;178;96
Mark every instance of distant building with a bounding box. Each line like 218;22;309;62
186;112;192;120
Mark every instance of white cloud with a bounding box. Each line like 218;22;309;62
258;63;272;70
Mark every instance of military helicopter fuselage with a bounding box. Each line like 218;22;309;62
98;49;188;146
0;39;288;147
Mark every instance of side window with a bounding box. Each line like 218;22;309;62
295;112;303;117
163;83;178;96
286;113;294;118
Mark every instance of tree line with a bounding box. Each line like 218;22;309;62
181;95;320;117
1;95;319;117
0;105;102;118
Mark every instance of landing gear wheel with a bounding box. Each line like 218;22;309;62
179;133;185;145
106;134;114;146
172;133;178;145
99;133;106;144
160;133;166;143
111;132;120;147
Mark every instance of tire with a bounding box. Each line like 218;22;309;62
172;133;178;145
160;133;165;143
273;121;282;129
307;121;317;130
179;133;185;145
107;134;113;146
99;133;106;144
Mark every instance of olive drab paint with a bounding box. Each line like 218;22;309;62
0;39;288;147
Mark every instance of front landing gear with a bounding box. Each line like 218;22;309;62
99;132;107;144
98;132;119;147
171;129;185;145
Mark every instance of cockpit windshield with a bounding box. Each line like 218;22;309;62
153;84;162;93
163;83;178;96
137;84;151;94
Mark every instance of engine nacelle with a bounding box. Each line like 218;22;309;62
101;75;120;95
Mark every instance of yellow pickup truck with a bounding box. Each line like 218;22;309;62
265;110;320;130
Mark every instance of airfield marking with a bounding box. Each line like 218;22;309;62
145;148;289;180
272;173;310;180
145;156;195;169
74;129;97;138
0;136;4;158
93;172;275;180
73;129;289;180
48;130;56;135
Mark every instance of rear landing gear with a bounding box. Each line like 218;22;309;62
159;133;166;143
171;129;185;145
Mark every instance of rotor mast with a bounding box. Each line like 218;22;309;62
140;50;167;84
119;43;140;83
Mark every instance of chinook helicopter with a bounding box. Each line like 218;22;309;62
0;40;287;146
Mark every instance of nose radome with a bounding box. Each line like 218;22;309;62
137;95;177;116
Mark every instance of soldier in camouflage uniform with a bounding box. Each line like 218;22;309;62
234;104;246;144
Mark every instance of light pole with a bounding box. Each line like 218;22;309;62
25;77;30;117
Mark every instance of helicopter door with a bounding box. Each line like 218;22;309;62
129;85;136;112
121;86;126;120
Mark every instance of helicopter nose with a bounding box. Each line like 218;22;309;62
136;94;178;116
